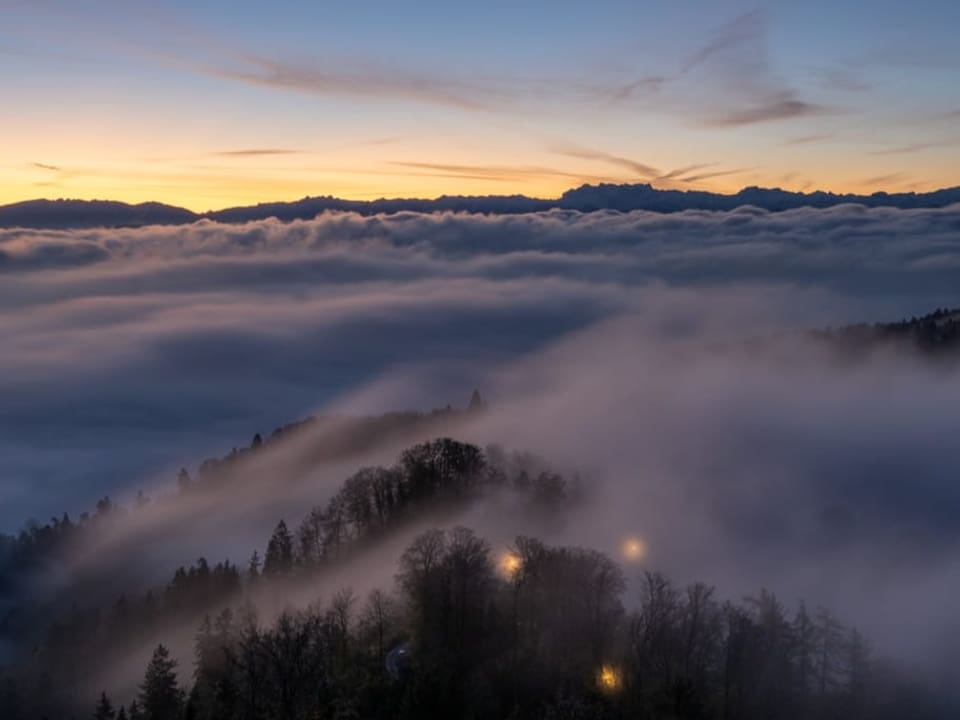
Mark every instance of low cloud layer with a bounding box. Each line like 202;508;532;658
3;205;960;691
2;204;960;534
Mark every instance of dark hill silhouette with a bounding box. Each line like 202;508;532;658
558;182;960;213
0;199;197;229
3;183;959;228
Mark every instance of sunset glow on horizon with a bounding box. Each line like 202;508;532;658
3;1;958;211
4;3;960;716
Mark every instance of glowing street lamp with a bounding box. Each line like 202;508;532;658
621;536;646;562
597;664;623;692
499;551;522;578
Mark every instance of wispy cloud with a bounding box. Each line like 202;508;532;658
785;133;834;146
210;54;504;111
656;163;716;182
813;65;871;93
543;151;744;187
606;76;667;102
386;160;614;184
212;148;301;157
870;142;952;156
678;167;749;183
31;162;62;172
681;9;765;74
862;172;908;187
685;11;827;128
708;98;823;128
548;143;661;179
604;10;828;129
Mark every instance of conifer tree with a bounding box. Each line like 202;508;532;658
127;699;142;720
92;691;115;720
247;550;261;580
263;520;294;576
137;644;182;720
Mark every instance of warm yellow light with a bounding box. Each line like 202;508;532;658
621;536;646;562
597;664;622;692
499;551;522;578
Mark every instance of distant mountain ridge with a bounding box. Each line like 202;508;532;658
0;199;198;229
3;183;960;229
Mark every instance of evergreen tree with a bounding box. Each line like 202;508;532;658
247;550;261;580
263;520;294;576
467;389;486;412
127;699;142;720
92;691;116;720
138;644;182;720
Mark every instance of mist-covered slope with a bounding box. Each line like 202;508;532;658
2;426;956;720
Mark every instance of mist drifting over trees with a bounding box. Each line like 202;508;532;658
2;428;951;719
5;0;960;715
3;200;960;719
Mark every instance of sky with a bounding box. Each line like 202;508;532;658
2;0;959;211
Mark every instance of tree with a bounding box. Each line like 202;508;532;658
92;691;115;720
359;588;397;661
321;497;349;559
468;389;487;412
329;588;356;661
747;588;794;718
793;602;819;710
264;520;294;576
138;644;182;720
127;699;142;720
843;627;872;716
342;471;374;537
441;527;494;659
296;507;326;566
247;550;261;580
95;496;115;518
816;607;845;704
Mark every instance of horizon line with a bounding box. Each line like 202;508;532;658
5;180;960;216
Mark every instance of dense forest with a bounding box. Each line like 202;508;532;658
21;527;941;720
1;424;953;719
1;370;958;719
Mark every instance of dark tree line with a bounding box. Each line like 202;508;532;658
0;394;491;588
48;528;950;720
0;436;577;718
0;430;952;718
254;437;569;576
816;307;960;357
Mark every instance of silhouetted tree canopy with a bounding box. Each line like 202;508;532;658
0;425;955;720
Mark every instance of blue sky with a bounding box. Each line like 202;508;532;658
2;0;959;209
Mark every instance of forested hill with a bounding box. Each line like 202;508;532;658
816;307;960;356
2;320;960;718
2;435;951;720
3;182;960;228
